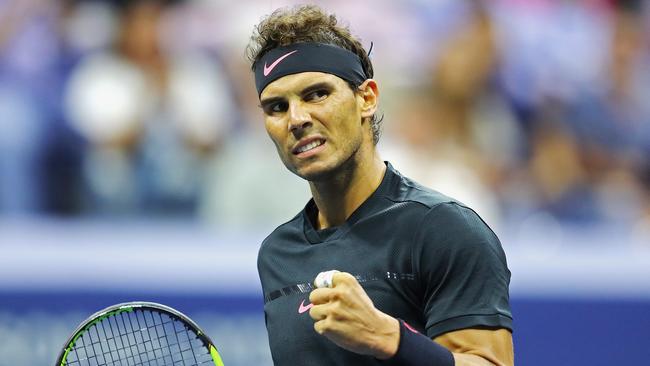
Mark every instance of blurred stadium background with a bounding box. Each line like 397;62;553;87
1;0;649;365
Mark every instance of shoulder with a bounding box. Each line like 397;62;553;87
260;210;304;250
416;202;502;255
257;211;304;277
381;165;497;242
388;165;498;240
387;166;458;210
383;168;504;265
423;201;498;239
414;201;507;274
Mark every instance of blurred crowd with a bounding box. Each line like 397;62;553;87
0;0;648;236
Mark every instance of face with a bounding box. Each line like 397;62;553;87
260;72;374;181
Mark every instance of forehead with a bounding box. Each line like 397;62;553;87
260;72;347;100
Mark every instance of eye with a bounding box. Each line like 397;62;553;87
263;101;288;115
305;89;329;102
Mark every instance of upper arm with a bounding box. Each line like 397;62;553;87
434;328;514;366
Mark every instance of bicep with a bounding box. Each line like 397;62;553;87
434;328;513;366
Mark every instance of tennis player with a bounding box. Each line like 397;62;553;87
248;5;513;366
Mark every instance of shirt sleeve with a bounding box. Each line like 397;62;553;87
413;202;513;339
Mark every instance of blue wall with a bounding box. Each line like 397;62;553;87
2;291;649;366
511;298;650;366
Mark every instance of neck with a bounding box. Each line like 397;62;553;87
309;152;386;230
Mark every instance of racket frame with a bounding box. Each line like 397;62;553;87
55;301;225;366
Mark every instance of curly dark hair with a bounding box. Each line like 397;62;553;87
246;5;382;145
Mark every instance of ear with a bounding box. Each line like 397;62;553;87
357;79;379;120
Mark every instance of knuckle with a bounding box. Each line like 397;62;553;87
331;289;342;301
323;317;334;330
310;289;327;304
340;272;355;283
333;287;353;303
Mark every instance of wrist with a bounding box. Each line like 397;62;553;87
374;315;400;360
379;319;455;366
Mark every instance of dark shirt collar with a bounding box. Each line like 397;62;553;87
303;162;398;244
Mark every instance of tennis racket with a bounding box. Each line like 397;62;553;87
55;301;225;366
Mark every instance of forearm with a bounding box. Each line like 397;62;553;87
436;328;514;366
380;319;513;366
452;352;503;366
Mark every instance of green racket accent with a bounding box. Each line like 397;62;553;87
59;306;134;366
197;330;225;366
210;345;225;366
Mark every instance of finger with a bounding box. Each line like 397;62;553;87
310;273;362;304
308;303;327;321
313;318;331;335
330;271;357;287
309;287;334;305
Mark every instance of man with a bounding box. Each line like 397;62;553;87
247;5;513;366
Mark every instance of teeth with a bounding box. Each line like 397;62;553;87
297;140;323;153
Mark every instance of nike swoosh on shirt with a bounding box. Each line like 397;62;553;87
298;299;313;314
263;50;298;76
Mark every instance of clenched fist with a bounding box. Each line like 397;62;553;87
308;271;400;359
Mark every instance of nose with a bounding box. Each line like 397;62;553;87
288;101;312;132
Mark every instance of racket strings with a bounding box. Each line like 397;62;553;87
64;309;213;365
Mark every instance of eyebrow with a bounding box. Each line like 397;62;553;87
259;81;333;109
259;96;283;110
299;82;332;97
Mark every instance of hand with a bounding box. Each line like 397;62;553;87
308;271;400;359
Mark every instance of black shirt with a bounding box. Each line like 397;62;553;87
257;163;512;365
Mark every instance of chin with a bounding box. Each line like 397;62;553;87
298;170;334;182
293;156;357;183
287;159;337;182
293;166;332;182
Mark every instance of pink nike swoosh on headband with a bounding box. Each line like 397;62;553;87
263;50;298;76
298;300;313;314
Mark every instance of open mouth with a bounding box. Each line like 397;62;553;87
293;139;325;155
